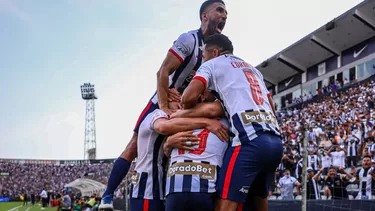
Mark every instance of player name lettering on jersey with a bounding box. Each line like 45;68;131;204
241;111;278;126
167;162;216;180
230;61;251;68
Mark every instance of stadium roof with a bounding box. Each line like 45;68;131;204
256;0;375;88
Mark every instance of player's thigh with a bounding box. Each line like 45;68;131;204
166;192;216;211
187;192;216;211
217;144;261;204
217;132;282;203
130;198;165;211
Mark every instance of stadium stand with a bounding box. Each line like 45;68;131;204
0;159;115;198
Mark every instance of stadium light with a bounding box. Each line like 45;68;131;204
81;83;98;160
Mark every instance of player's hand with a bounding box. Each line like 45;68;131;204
170;109;184;119
168;88;181;102
338;167;344;172
206;119;229;142
160;106;174;116
166;131;200;151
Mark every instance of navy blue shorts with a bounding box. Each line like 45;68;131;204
166;192;216;211
130;198;165;211
217;132;283;203
133;100;159;133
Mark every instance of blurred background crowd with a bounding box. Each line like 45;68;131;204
273;79;375;200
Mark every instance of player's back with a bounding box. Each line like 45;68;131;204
131;109;166;200
197;54;280;145
166;118;229;195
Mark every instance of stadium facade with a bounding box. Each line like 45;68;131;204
256;0;375;110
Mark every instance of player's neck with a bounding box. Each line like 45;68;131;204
200;25;210;41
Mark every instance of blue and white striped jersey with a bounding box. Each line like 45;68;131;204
130;109;168;200
150;29;204;104
193;54;281;147
166;118;229;195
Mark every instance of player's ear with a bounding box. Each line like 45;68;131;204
213;48;219;57
202;12;208;21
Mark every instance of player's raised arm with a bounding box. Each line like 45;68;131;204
182;62;213;109
171;101;224;119
157;33;195;115
153;116;228;141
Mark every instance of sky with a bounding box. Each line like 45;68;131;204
0;0;363;160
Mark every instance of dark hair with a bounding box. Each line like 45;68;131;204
363;155;372;160
329;166;337;170
204;33;233;53
199;0;225;21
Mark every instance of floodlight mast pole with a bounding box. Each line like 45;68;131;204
80;83;98;160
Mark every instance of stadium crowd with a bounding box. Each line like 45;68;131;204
274;76;375;199
0;162;113;198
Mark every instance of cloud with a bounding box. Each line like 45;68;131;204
0;0;32;26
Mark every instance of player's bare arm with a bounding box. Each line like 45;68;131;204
157;52;183;115
171;101;224;119
182;79;206;109
153;116;228;141
163;131;200;157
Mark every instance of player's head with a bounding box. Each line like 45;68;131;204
203;33;233;61
200;90;216;102
362;155;371;168
200;0;227;35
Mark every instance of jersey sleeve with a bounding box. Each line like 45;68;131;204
193;61;214;90
169;33;195;62
150;110;169;130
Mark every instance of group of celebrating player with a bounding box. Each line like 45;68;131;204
99;1;283;211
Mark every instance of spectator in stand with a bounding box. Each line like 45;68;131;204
353;155;375;199
277;169;301;200
329;145;346;168
320;167;354;200
318;145;331;176
307;150;320;173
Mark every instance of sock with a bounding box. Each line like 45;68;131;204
103;157;131;197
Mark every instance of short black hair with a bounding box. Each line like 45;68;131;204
199;0;225;21
363;155;372;160
204;33;233;53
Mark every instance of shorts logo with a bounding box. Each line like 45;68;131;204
239;186;249;194
241;111;278;127
131;172;140;185
167;162;216;180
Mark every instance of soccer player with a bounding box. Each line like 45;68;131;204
182;34;283;211
129;97;228;211
164;97;228;211
99;1;227;209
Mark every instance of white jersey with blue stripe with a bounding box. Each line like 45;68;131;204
150;29;204;104
193;54;280;147
166;118;229;195
131;109;168;200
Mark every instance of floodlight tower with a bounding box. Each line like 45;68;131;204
81;83;98;160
